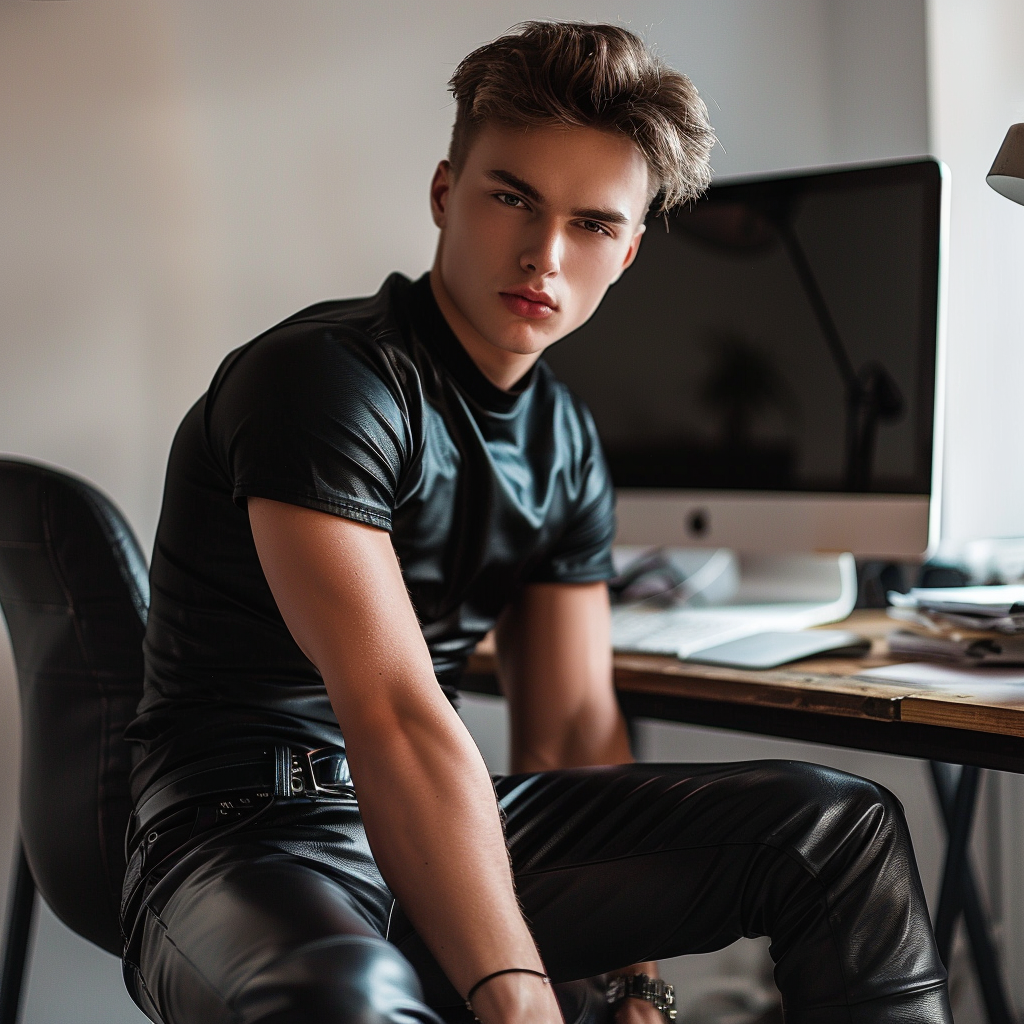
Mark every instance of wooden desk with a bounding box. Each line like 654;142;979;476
461;608;1020;1024
463;609;1024;774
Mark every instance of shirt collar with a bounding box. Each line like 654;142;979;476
408;274;536;414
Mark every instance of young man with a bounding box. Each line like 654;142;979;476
121;22;952;1024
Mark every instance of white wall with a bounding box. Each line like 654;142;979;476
2;2;995;1022
927;0;1024;544
926;2;1024;1013
0;0;934;545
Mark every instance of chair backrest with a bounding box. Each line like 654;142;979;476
0;459;148;955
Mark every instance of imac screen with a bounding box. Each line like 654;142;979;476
543;159;942;494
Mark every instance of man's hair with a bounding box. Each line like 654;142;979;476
447;21;716;212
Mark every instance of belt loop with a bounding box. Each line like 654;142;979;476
274;746;292;797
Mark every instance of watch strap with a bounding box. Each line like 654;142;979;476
606;973;678;1021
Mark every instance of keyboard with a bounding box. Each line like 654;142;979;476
612;602;848;660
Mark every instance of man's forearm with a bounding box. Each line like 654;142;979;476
497;581;630;773
510;700;632;773
248;503;562;1024
493;580;661;1016
343;692;560;1023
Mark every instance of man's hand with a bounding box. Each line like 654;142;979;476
609;965;670;1024
248;499;562;1024
615;998;670;1024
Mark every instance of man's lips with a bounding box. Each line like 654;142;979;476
499;290;558;320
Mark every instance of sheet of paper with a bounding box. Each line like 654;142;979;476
890;585;1024;616
859;661;1024;693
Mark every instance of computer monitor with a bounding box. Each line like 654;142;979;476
544;158;948;558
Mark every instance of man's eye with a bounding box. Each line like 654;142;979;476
581;220;610;236
497;193;525;208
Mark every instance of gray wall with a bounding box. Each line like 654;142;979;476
0;2;1004;1022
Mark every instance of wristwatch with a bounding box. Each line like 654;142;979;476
606;973;677;1021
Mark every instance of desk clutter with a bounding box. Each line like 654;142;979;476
606;548;1024;672
887;585;1024;666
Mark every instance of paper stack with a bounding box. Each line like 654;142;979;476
887;585;1024;665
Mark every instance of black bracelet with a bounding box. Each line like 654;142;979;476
465;967;550;1009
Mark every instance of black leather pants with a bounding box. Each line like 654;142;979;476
121;760;952;1024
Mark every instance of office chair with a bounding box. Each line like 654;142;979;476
0;458;149;1023
0;458;619;1024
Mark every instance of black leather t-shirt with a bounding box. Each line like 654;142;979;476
127;273;615;797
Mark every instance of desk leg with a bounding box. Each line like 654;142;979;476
934;763;980;963
930;762;1015;1024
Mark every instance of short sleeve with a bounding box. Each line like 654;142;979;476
206;323;411;531
528;401;616;584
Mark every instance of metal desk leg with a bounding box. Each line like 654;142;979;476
930;762;1015;1024
934;763;980;963
0;836;35;1024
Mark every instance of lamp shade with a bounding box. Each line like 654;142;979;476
987;123;1024;205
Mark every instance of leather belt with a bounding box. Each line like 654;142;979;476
130;745;353;844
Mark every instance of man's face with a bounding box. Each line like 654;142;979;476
430;124;649;388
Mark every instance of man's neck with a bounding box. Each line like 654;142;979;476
428;266;540;392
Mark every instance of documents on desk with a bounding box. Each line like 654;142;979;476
887;585;1024;666
860;661;1024;693
889;585;1024;630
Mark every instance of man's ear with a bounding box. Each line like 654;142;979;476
430;160;453;229
610;223;646;284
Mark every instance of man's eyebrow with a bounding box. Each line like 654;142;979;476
487;169;632;226
487;169;543;203
571;205;631;226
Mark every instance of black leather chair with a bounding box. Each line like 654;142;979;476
0;458;149;1023
0;459;613;1024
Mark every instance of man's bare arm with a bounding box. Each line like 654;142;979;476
248;498;561;1024
495;582;661;1024
495;581;631;772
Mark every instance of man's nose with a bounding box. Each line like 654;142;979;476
520;222;563;277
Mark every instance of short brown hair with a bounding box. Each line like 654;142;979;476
448;21;716;212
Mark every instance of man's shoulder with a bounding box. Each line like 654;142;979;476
254;273;415;365
195;276;429;478
209;274;418;402
272;272;413;340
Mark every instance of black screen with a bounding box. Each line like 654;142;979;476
543;159;942;494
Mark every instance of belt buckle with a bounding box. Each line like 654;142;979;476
289;747;353;799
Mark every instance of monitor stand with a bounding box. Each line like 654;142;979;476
733;552;858;618
602;548;860;659
612;547;857;618
609;549;858;659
